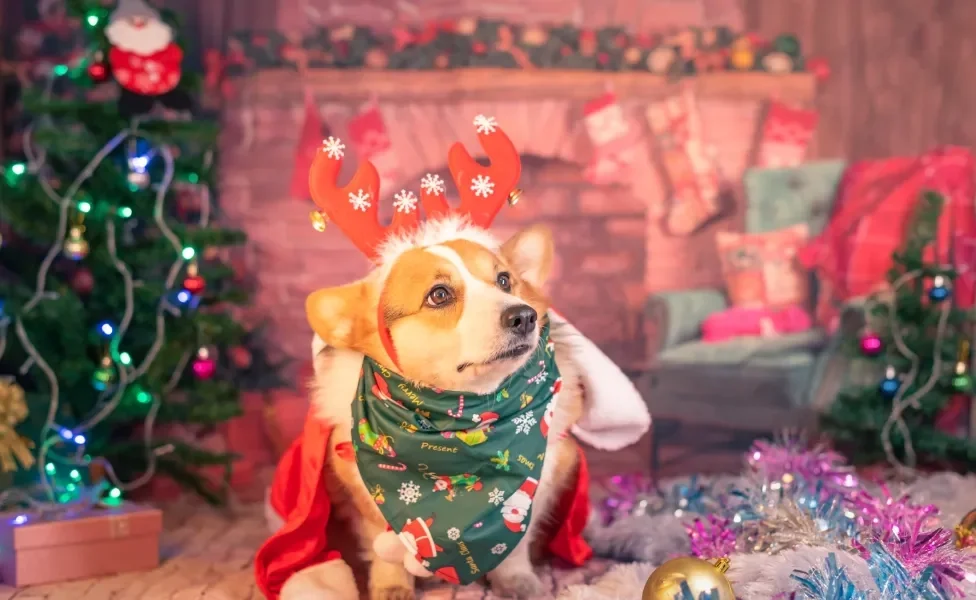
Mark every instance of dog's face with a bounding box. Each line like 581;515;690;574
307;224;553;393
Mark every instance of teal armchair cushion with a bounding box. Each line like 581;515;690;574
743;160;847;235
645;289;727;351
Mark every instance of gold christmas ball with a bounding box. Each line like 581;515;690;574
507;189;523;207
64;226;90;260
642;557;735;600
309;210;329;232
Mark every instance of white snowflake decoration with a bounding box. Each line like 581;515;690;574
447;527;461;541
398;481;422;505
488;488;505;506
321;136;345;160
470;174;495;198
473;115;499;135
513;411;537;435
348;189;371;212
491;543;508;555
420;173;446;195
393;190;418;213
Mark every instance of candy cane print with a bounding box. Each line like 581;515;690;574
447;395;464;418
378;462;407;471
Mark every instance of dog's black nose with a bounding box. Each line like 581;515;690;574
501;305;537;336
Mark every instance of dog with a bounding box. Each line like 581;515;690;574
290;218;587;599
255;117;650;600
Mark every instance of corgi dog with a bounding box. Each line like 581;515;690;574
258;117;649;600
292;217;587;600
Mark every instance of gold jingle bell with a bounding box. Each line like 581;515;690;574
64;225;90;261
309;211;329;232
507;188;523;207
642;557;735;600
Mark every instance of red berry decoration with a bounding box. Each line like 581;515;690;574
806;57;831;82
191;347;217;380
71;267;95;295
182;262;205;295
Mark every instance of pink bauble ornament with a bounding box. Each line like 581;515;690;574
192;347;216;380
860;332;883;356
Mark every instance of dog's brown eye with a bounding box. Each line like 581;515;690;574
425;285;454;307
496;272;512;292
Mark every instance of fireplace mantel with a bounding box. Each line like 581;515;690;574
238;69;816;103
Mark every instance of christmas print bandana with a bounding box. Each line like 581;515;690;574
352;324;561;585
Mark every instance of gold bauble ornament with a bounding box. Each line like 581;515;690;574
956;509;976;549
507;188;523;207
642;557;735;600
309;210;329;232
0;379;35;473
64;225;90;260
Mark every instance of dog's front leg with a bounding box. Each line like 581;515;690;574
485;533;546;599
361;519;416;600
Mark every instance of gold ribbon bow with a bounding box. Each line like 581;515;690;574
0;380;35;472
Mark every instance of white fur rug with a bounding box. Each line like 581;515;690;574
561;472;976;600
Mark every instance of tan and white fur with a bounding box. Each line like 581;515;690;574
282;217;587;600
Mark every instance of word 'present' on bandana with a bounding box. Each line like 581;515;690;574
351;324;561;585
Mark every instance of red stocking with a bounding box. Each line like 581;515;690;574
290;91;324;200
756;100;819;168
582;92;643;185
347;105;402;194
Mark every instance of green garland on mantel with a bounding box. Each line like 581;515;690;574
223;20;829;79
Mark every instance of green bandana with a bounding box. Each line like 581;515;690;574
351;324;560;585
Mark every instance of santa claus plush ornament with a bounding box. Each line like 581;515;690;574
104;0;192;119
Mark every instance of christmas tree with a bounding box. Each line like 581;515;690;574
821;191;976;471
0;0;252;506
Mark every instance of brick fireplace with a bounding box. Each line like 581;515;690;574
220;69;814;370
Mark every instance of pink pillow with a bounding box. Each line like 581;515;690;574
701;305;812;343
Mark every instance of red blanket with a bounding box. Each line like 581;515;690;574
799;146;976;328
253;411;593;599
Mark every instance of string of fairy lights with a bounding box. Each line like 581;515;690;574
0;65;216;511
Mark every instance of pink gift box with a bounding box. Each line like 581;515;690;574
0;503;162;587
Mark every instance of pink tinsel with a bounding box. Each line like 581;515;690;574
685;515;737;558
849;483;940;541
747;438;859;495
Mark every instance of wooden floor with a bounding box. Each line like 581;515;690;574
0;425;754;600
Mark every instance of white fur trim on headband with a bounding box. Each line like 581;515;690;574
375;214;499;266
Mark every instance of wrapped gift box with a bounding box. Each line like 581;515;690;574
0;503;162;587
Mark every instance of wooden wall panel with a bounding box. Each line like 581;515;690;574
741;0;976;160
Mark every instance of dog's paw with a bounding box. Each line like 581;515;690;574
369;586;415;600
487;570;545;598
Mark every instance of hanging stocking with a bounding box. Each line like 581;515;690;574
646;88;722;236
347;105;402;194
756;100;819;168
290;91;324;200
582;92;643;185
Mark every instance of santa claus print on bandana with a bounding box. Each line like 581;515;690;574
352;324;559;584
105;0;193;118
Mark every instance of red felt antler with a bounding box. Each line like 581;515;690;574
420;115;521;227
308;136;420;261
309;115;521;262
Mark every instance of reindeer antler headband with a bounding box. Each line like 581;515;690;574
309;115;523;262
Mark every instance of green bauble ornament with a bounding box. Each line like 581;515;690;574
773;34;801;58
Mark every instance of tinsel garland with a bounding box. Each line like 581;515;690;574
599;436;976;599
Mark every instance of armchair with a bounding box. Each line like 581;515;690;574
639;160;856;475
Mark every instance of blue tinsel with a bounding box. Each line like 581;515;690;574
865;541;950;600
791;553;869;600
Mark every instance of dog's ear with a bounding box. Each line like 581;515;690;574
502;224;554;289
306;279;376;351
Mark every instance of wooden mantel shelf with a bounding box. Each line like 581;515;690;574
240;69;817;103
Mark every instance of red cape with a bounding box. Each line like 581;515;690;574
254;411;593;599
